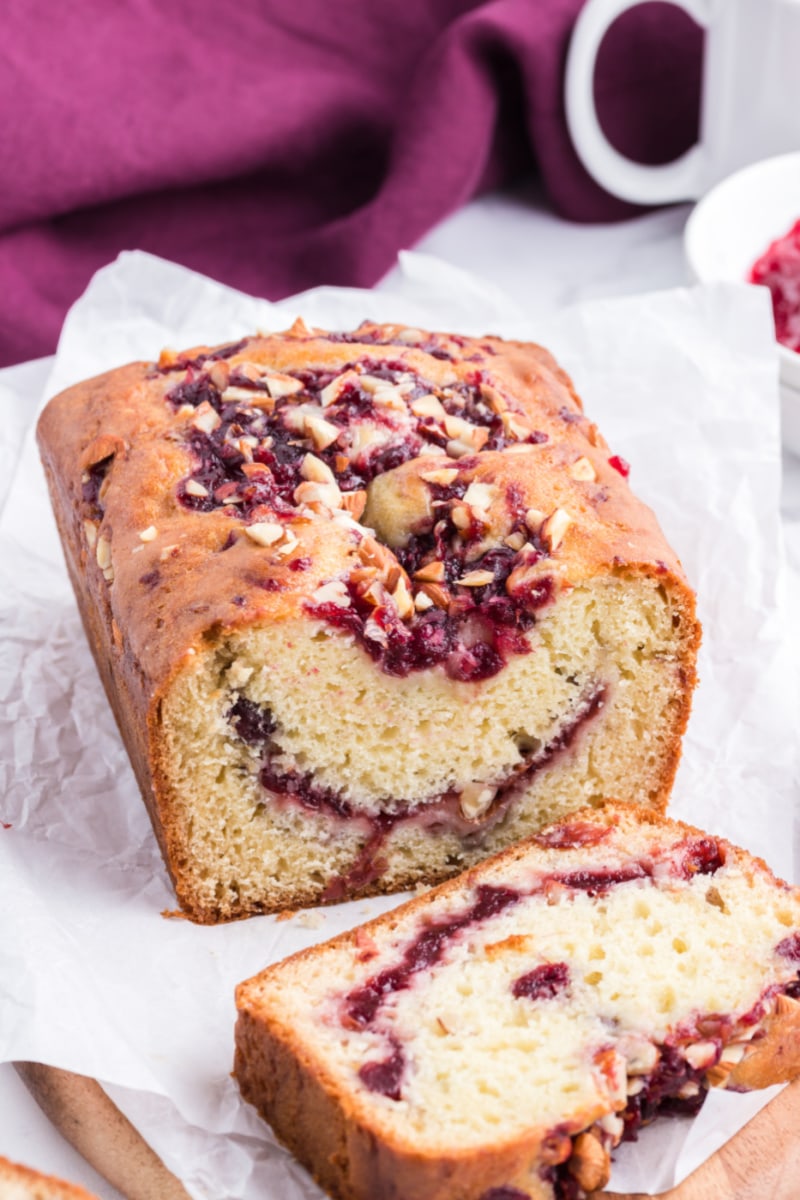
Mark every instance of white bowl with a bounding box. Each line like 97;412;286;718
684;152;800;456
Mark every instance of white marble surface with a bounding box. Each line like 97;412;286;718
1;181;798;1198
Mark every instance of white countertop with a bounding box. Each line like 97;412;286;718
2;181;797;1198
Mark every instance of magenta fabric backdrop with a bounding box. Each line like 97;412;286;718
1;0;702;366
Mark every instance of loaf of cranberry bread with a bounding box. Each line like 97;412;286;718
37;321;700;922
0;1157;100;1200
235;803;800;1200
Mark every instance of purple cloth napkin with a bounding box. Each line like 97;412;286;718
1;0;701;367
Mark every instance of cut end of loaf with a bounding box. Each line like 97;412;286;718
157;567;695;921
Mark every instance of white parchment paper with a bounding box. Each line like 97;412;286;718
1;251;796;1198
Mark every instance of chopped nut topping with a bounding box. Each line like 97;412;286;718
504;531;526;551
263;373;303;399
220;385;260;405
413;560;446;583
500;411;534;441
706;1061;734;1088
569;456;597;482
319;370;359;407
272;531;299;557
457;569;495;587
340;490;368;520
479;383;507;414
95;535;112;571
419;467;460;486
83;520;98;549
191;402;221;433
358;536;401;587
244;522;285;547
524;508;546;534
458;782;496;820
450;504;472;531
719;1042;747;1066
684;1040;719;1071
568;1131;610;1193
414;591;435;611
310;579;350;607
392;575;415;620
443;414;489;450
138;526;158;542
184;479;210;498
411;393;447;420
300;453;336;485
419;581;450;610
541;507;572;552
462;481;496;515
293;480;343;510
371;383;410;412
234;361;264;382
597;1113;624;1144
620;1038;659;1075
241;461;271;479
207;360;230;390
303;412;340;451
445;438;476;459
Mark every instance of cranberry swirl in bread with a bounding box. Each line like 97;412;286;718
37;321;700;922
234;804;800;1200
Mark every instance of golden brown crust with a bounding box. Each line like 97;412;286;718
37;324;700;921
0;1155;100;1200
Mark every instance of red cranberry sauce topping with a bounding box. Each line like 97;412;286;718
156;337;251;373
165;351;556;681
167;358;546;519
81;456;113;520
749;219;800;353
309;539;547;682
608;454;630;478
512;962;570;1001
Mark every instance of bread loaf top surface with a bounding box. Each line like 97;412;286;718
37;320;694;701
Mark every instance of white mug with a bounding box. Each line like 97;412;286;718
565;0;800;204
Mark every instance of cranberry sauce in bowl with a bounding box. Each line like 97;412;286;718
749;218;800;354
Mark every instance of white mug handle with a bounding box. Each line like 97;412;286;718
565;0;713;204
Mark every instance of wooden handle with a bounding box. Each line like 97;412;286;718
15;1063;192;1200
17;1061;800;1200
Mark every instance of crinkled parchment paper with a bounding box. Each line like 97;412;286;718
1;251;796;1198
